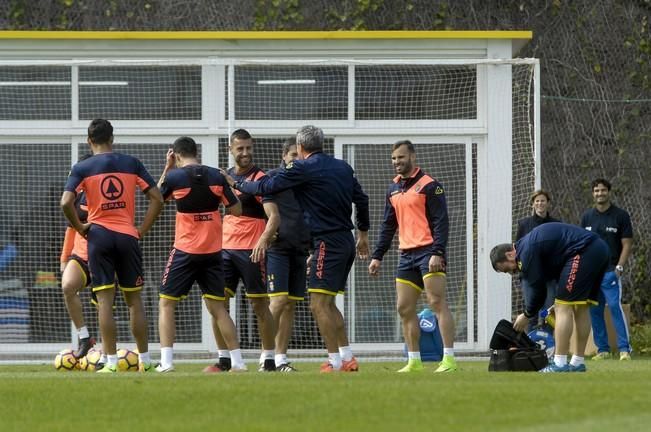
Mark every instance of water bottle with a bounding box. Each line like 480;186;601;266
539;306;555;328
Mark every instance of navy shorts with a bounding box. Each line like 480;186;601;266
396;245;447;291
87;224;144;292
68;255;91;288
308;231;355;296
267;249;308;301
223;249;266;298
160;248;226;301
556;238;609;305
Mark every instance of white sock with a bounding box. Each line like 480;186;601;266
554;354;568;367
100;354;107;364
78;326;90;339
218;349;229;360
107;354;118;367
339;346;353;362
263;350;274;360
408;352;421;361
161;347;173;368
275;353;288;367
259;351;265;365
230;349;244;368
138;351;151;365
443;348;455;357
570;355;584;367
328;353;342;370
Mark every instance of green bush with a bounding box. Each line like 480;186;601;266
630;324;651;356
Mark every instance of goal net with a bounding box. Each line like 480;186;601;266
0;58;537;361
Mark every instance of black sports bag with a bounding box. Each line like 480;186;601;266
488;319;549;372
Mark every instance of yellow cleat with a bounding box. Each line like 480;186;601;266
591;351;611;360
619;351;631;361
96;364;117;373
138;362;154;373
397;359;424;373
434;355;458;373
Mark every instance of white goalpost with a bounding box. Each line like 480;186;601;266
0;52;538;361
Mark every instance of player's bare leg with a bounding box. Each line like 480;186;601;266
249;296;276;371
62;262;95;357
554;303;574;357
395;282;423;372
310;292;341;371
425;275;457;372
205;294;232;372
572;304;591;357
157;297;177;372
424;275;454;348
248;296;275;350
205;298;246;371
61;263;86;330
396;282;421;351
270;296;296;370
330;298;357;371
96;288;116;355
123;290;151;370
158;297;176;349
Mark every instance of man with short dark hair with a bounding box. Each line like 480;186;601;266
264;137;311;372
203;128;280;373
61;118;164;373
491;222;609;372
581;178;633;360
156;137;246;372
369;140;457;373
229;125;370;373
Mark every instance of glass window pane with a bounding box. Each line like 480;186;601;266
79;66;202;120
355;65;477;120
229;66;348;120
0;67;71;120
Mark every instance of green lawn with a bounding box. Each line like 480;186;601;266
1;360;650;431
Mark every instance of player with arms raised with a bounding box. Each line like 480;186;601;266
156;137;246;372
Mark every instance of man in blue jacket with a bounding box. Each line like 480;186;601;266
230;125;370;373
491;222;609;372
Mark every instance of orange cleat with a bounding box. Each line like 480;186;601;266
341;357;359;372
202;363;229;373
320;362;337;373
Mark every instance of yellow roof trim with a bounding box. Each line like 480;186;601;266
0;30;532;41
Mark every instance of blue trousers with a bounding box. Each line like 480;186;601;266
520;279;556;332
590;271;631;353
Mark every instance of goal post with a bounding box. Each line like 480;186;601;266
0;56;539;361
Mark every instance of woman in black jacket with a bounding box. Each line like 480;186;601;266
516;189;560;332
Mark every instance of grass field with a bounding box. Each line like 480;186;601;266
1;359;650;431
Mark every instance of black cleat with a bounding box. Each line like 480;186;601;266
258;358;276;372
202;357;231;373
74;337;95;359
219;357;232;371
277;363;297;372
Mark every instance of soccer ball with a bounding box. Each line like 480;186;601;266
79;348;104;372
117;348;139;372
54;349;78;371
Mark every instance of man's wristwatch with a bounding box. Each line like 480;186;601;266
615;265;624;273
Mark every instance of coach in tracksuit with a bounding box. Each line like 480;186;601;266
581;178;633;360
491;222;609;372
231;125;370;373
